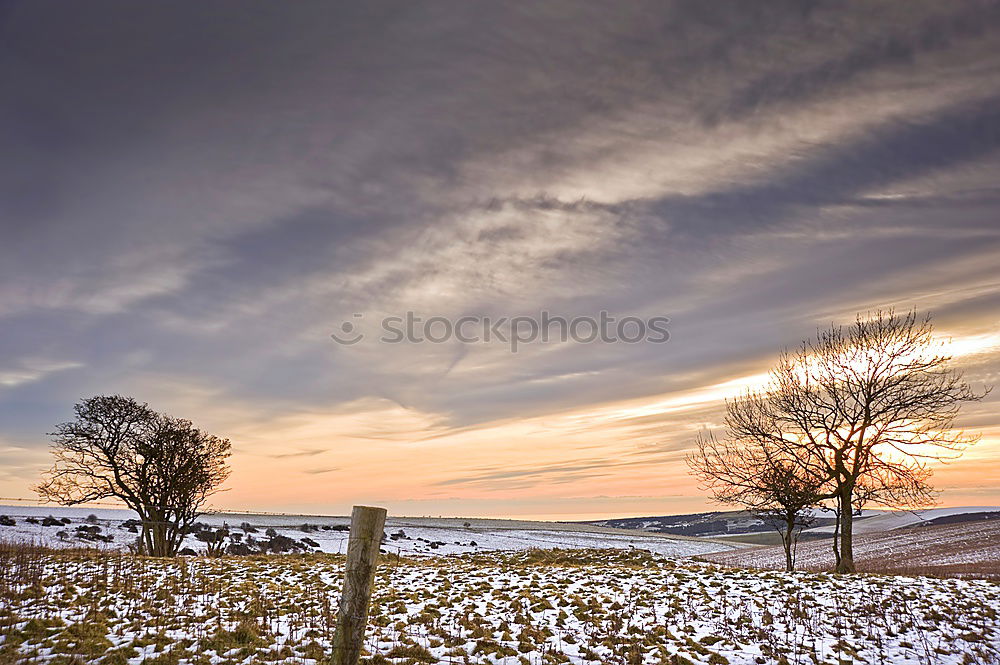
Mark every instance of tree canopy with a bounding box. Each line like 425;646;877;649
36;395;231;557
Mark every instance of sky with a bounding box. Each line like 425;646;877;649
1;1;999;520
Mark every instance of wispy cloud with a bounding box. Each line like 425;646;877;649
303;467;339;476
0;360;82;388
268;448;329;459
1;2;999;515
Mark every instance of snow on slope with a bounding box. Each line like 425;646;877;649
704;518;1000;574
0;504;743;557
804;505;1000;534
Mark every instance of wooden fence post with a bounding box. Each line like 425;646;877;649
331;505;387;665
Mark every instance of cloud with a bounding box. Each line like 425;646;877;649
1;1;999;514
0;359;82;388
435;462;620;488
269;448;329;459
303;467;339;475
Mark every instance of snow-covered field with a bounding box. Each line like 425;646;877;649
1;546;998;665
703;519;1000;577
0;505;742;558
803;506;1000;535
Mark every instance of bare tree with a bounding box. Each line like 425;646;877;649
688;433;826;571
725;310;986;572
36;395;231;556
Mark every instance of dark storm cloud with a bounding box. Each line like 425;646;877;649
1;0;1000;498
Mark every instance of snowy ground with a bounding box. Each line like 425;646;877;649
1;546;997;665
0;504;743;558
703;519;1000;577
802;506;1000;535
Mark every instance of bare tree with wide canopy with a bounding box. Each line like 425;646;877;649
36;395;231;557
720;310;986;572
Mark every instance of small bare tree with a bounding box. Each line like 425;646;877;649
36;395;231;556
688;433;826;571
725;310;986;572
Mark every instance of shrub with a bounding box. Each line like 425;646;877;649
202;620;264;653
385;643;437;663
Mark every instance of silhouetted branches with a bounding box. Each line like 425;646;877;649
35;395;231;556
690;310;987;573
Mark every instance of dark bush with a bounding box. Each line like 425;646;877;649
226;542;254;556
75;524;112;542
0;515;15;526
195;527;229;556
264;534;303;554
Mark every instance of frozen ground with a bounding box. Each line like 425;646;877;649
703;519;1000;577
803;506;1000;535
0;504;743;558
1;546;997;665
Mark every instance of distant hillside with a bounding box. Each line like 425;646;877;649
904;510;1000;528
804;506;1000;534
584;510;841;537
587;506;1000;538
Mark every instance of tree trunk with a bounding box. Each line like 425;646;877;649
146;508;172;557
168;520;186;556
831;505;841;568
836;487;855;573
782;514;795;572
140;511;154;556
